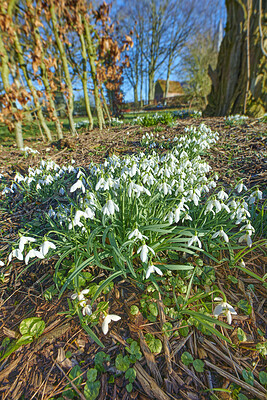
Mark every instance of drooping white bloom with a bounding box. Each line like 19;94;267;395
236;182;247;193
238;232;252;247
70;179;85;193
188;234;202;248
239;222;255;236
59;188;65;196
0;260;5;266
25;249;45;265
102;200;119;216
40;240;56;256
137;244;155;263
95;177;105;191
128;228;148;241
8;248;24;262
19;236;36;252
71;289;90;302
217;189;229;200
102;314;121;335
82;304;92;316
146;264;163;279
212;228;229;243
213;297;237;325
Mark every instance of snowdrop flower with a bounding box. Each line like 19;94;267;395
102;199;119;216
25;249;44;265
236;181;247;193
238;232;252;247
167;211;174;225
217;189;228;200
82;304;92;316
2;187;13;195
128;228;148;241
146;263;163;279
102;314;121;335
240;222;254;236
8;248;24;262
59;188;65;195
71;289;90;302
213;297;237;325
96;177;105;191
182;213;192;223
19;236;36;252
70;179;85;193
212;228;229;243
188;234;202;248
40;240;56;256
137;243;155;263
0;260;5;266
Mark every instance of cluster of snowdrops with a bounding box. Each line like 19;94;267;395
1;123;263;336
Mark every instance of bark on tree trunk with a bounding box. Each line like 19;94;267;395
50;3;76;136
82;14;105;129
205;0;267;117
148;70;155;104
79;18;94;130
29;18;63;140
0;33;24;149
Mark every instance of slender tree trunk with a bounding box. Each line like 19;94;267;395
78;19;93;130
101;86;111;124
205;0;267;117
82;14;105;129
29;18;63;139
0;29;24;149
148;68;155;104
164;54;172;105
12;31;52;141
50;2;76;135
134;84;138;107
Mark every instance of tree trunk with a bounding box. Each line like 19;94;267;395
78;19;94;130
205;0;267;117
50;2;76;135
0;31;24;149
148;69;155;104
13;31;53;141
101;86;111;124
164;55;172;105
29;16;63;140
82;14;105;129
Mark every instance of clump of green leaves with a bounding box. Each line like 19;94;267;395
0;317;45;361
181;351;205;372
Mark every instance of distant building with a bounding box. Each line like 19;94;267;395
155;80;184;103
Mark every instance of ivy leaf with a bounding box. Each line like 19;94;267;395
162;322;173;337
242;369;254;386
259;371;267;385
126;383;133;393
237;300;252;315
145;333;162;354
87;368;98;383
69;365;83;386
130;305;139;315
126;340;142;361
148;303;158;317
94;351;111;372
84;380;100;400
115;354;130;372
256;342;267;356
125;367;136;383
193;359;204;372
179;320;189;337
237;328;247;342
19;317;45;338
181;351;194;366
